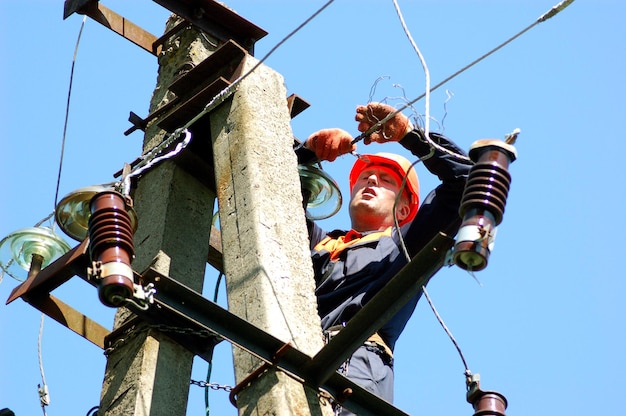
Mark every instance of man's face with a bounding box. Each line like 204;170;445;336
349;165;410;230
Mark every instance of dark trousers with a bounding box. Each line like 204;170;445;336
337;344;394;416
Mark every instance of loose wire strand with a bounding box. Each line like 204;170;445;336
441;90;455;133
353;0;576;150
367;76;391;103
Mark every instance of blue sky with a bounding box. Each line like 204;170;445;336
1;1;624;415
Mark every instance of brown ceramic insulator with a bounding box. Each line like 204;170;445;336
459;163;511;225
470;391;508;416
88;191;136;307
454;140;517;271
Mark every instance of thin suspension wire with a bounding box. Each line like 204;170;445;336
385;0;575;380
241;0;335;83
194;0;336;121
422;286;470;370
54;15;87;210
37;314;47;386
391;0;472;374
38;313;49;416
392;155;472;375
32;17;88;415
204;272;224;415
392;0;431;142
352;0;576;148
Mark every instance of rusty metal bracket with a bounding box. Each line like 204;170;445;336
5;239;111;349
122;39;248;136
124;111;149;136
228;342;294;407
466;373;508;415
6;220;452;415
136;265;411;416
157;39;248;132
151;0;267;54
130;232;455;415
304;232;455;387
63;0;267;55
63;0;161;56
287;94;311;119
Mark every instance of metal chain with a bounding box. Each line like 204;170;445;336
103;325;148;356
105;323;233;394
190;379;233;392
104;323;221;356
149;323;221;340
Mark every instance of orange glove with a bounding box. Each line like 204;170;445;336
355;102;413;145
305;128;356;162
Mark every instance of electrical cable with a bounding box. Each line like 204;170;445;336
385;0;575;384
34;16;88;415
389;0;472;376
392;0;431;143
121;129;192;196
54;15;87;211
392;154;472;376
189;0;335;120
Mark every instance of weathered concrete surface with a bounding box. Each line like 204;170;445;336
211;55;332;416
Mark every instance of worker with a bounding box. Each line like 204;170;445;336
302;102;472;414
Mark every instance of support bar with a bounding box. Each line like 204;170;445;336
138;266;410;416
63;0;161;56
305;232;455;386
28;293;110;349
5;220;451;415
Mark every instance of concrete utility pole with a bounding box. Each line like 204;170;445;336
211;56;332;415
99;10;332;416
99;16;219;416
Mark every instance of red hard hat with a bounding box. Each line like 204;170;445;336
349;153;420;225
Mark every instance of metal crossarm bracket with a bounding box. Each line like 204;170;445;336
152;0;267;53
6;212;451;415
132;232;454;415
137;267;411;416
63;0;267;55
63;0;162;56
305;232;455;386
5;239;111;348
